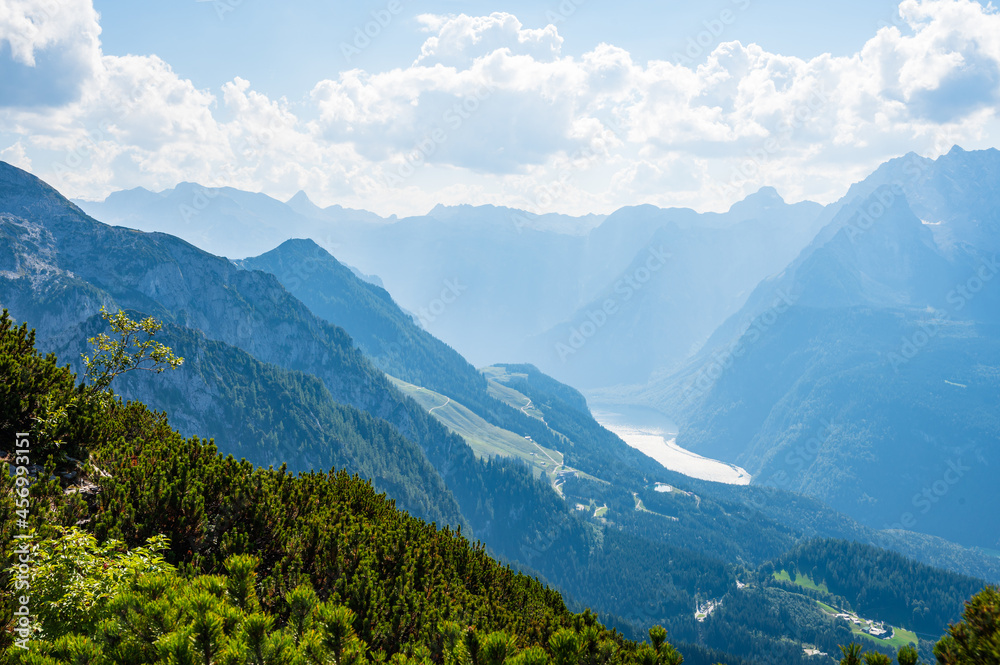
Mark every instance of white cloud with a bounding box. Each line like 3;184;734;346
0;0;102;106
414;13;563;67
0;140;31;170
1;0;999;216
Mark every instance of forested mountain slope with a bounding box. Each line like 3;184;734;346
5;161;998;665
0;310;663;664
637;151;1000;549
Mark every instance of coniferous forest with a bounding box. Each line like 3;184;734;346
1;301;999;663
0;310;680;664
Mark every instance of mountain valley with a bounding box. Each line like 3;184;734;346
3;151;999;665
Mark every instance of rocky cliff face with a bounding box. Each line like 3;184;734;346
0;160;468;527
4;164;388;427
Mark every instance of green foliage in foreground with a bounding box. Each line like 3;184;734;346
934;586;1000;665
0;309;662;663
0;313;97;462
82;307;184;393
6;528;685;665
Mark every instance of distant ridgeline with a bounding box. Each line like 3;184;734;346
2;160;999;665
0;310;675;664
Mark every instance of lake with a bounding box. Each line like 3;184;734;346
591;404;751;485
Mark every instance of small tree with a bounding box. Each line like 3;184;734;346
935;586;1000;665
840;643;864;665
82;307;183;392
896;644;918;665
862;652;892;665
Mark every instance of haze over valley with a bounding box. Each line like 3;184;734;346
3;1;1000;664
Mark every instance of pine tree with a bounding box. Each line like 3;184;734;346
934;586;1000;665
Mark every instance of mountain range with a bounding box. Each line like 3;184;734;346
627;147;1000;550
5;150;1000;665
72;147;1000;554
75;183;827;386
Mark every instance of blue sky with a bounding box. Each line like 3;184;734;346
1;0;999;216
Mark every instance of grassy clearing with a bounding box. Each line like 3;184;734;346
388;375;563;478
815;600;838;614
772;569;829;593
813;600;918;650
848;623;918;650
481;367;547;421
795;571;829;593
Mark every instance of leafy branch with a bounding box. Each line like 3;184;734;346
82;307;184;392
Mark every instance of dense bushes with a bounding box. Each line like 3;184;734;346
6;528;684;665
0;310;665;663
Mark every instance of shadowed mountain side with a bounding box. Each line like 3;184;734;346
631;168;1000;549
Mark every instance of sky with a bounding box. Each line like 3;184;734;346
1;0;999;217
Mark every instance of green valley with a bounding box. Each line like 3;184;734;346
3;162;1000;665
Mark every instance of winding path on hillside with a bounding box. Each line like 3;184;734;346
429;397;451;414
530;438;560;469
517;400;568;496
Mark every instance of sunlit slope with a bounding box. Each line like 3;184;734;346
482;365;546;421
388;375;571;479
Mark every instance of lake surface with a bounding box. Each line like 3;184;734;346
591;404;752;485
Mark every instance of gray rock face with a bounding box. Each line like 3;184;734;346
0;160;467;527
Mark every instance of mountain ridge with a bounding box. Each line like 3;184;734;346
629;151;1000;550
6;156;1000;665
